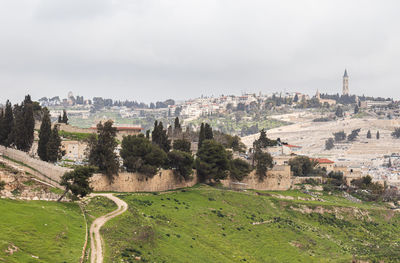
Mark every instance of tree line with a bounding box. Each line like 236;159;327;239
85;118;274;184
0;95;36;151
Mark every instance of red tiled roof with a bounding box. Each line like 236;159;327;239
285;144;301;148
312;158;334;164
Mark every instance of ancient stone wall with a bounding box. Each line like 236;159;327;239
0;146;70;186
0;146;295;192
221;165;293;191
292;176;325;185
91;165;293;192
90;170;198;192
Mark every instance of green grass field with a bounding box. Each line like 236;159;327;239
0;199;86;263
101;186;400;263
84;196;118;225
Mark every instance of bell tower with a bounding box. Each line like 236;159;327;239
342;69;349;95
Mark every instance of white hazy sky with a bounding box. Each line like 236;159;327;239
0;0;399;103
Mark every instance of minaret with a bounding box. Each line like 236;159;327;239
342;69;349;95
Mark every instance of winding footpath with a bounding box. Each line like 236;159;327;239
89;193;128;263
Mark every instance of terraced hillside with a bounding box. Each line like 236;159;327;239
101;186;400;263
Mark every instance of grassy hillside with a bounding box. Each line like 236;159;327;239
0;199;85;263
101;186;400;263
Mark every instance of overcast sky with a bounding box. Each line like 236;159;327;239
0;0;399;103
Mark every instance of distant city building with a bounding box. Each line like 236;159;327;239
315;90;336;106
342;69;349;95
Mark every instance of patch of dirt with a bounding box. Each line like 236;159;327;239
289;205;371;221
0;160;64;201
290;241;303;248
272;194;295;200
5;243;19;255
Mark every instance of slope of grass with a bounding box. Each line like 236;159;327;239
84;195;118;224
101;186;400;263
0;199;85;263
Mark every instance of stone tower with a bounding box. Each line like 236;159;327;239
342;69;349;95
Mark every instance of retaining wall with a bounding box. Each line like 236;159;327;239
221;165;293;191
90;170;198;192
0;146;70;186
0;146;295;192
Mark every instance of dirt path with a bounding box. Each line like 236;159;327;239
89;193;128;263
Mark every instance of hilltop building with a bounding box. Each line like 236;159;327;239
343;69;349;95
315;90;336;106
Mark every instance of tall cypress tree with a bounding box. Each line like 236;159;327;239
204;123;213;140
173;117;182;137
198;123;205;148
47;124;64;163
8;96;35;152
23;101;35;151
0;109;4;145
62;109;68;124
151;120;159;143
0;100;13;146
38;109;52;161
174;117;181;130
152;121;170;152
10;105;25;150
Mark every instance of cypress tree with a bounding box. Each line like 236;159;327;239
174;117;182;137
58;115;62;123
151;121;159;143
174;117;181;130
0;100;13;146
47;124;64;163
10;105;25;150
0;109;4;145
354;104;359;114
8;96;35;151
204;123;213;140
377;131;380;140
62;110;68;124
198;123;205;148
367;130;372;139
23;101;35;151
152;121;171;152
38;109;52;161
